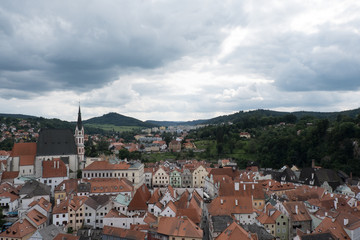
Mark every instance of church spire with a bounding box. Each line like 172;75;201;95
77;104;83;130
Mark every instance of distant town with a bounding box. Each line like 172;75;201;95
0;108;359;240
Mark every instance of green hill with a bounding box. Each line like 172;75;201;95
83;112;157;128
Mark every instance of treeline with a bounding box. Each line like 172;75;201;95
188;112;360;176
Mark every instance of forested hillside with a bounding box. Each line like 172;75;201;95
188;112;360;176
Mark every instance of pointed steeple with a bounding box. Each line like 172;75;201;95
77;104;83;130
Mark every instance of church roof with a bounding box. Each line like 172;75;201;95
77;106;83;130
37;129;77;156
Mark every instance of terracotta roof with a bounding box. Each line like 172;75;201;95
0;150;10;156
177;208;202;225
10;142;37;157
283;201;311;222
0;219;36;238
28;197;52;212
164;200;177;213
157;216;203;238
53;199;69;214
54;179;79;194
257;212;276;225
69;196;88;212
314;217;350;240
42;158;67;178
19;155;35;167
0;191;19;202
208;196;254;216
175;190;190;209
102;226;146;239
216;222;253;240
26;209;47;226
86;178;133;194
104;209;125;218
144;212;157;225
53;233;80;240
1;171;19;180
83;160;130;171
148;188;161;204
128;184;151;211
209;168;240;180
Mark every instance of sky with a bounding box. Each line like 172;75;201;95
1;0;360;122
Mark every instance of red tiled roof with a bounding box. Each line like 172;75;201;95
26;209;47;226
0;219;36;238
86;178;133;194
208;196;254;216
83;160;131;171
28;197;52;212
10;142;36;156
128;184;151;211
42;158;67;178
315;217;350;240
283;201;311;222
53;200;69;214
103;226;146;239
53;233;80;240
157;216;203;239
216;222;253;240
0;191;19;202
1;171;19;180
19;155;35;166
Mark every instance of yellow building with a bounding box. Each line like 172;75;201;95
68;196;88;231
192;165;208;188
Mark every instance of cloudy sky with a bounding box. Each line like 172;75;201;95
1;0;360;121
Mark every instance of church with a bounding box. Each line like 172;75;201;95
7;106;85;179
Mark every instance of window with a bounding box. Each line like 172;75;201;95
283;222;286;225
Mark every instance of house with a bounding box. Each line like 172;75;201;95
0;191;19;212
18;180;51;215
239;132;251;139
82;160;145;190
169;169;182;188
192;165;208;188
279;201;312;238
53;233;80;240
112;193;131;215
67;196;88;231
169;140;181;152
209;215;234;239
84;195;112;229
29;224;65;240
127;184;151;216
181;168;193;188
152;167;169;188
25;209;48;230
52;199;69;227
85;178;133;196
103;209;146;229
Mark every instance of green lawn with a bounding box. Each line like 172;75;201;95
85;124;143;132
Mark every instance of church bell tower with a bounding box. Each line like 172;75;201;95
75;104;85;169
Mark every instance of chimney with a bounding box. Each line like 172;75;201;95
57;160;59;169
295;205;298;214
325;212;328;217
344;218;349;226
235;182;239;191
350;172;353;180
269;181;271;186
311;173;314;179
221;199;223;205
54;161;56;168
235;199;238;206
57;199;60;205
312;159;315;168
334;200;338;210
243;184;246;191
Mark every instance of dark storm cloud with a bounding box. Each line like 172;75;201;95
0;0;246;98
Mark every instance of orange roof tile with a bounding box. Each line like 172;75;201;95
128;184;151;211
0;191;19;202
216;222;253;240
208;196;254;216
53;199;69;214
28;197;52;212
103;226;146;239
315;217;350;240
10;142;37;156
26;209;47;226
1;171;19;180
0;219;36;238
19;155;35;166
283;201;311;222
86;178;133;194
42;158;67;178
84;161;130;171
157;216;203;238
53;233;80;240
